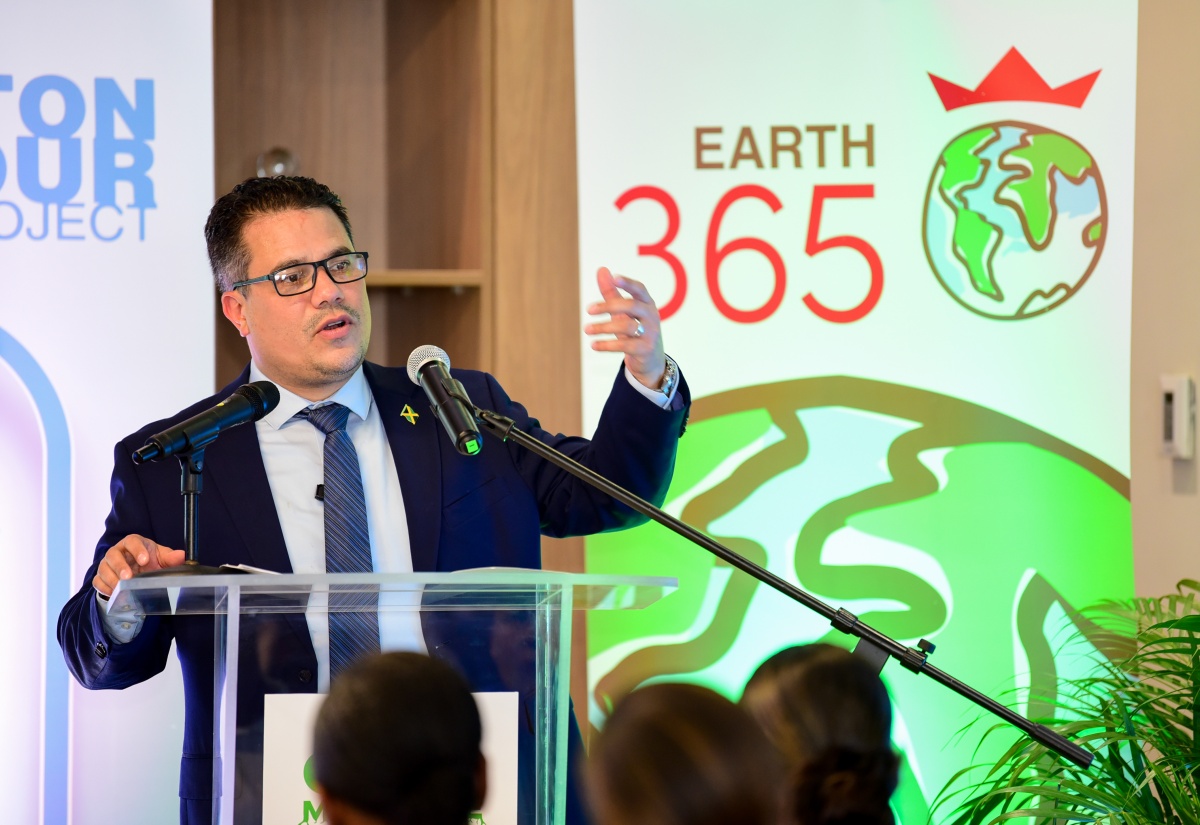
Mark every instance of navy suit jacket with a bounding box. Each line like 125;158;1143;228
57;361;689;824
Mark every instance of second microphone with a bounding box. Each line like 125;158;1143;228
406;345;483;457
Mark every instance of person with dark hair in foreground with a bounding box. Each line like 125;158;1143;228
313;652;485;825
741;644;899;825
586;683;786;825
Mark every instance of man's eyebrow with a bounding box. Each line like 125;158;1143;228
267;246;354;273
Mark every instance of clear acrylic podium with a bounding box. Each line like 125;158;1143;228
109;570;674;825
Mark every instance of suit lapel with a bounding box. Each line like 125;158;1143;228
202;369;312;658
200;367;294;572
365;362;442;572
204;423;294;573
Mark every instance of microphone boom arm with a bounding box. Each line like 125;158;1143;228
470;403;1094;770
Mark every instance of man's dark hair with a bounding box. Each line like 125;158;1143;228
313;652;484;825
204;175;354;291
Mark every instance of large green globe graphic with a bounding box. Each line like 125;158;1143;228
586;377;1132;823
923;121;1106;319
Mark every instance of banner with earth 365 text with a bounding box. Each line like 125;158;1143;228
574;2;1135;821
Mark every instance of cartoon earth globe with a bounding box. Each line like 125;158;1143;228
584;376;1132;824
922;121;1106;319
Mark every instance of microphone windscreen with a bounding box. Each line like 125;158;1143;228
238;381;281;419
407;345;451;385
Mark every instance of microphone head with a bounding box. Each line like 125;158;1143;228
236;380;281;420
407;345;450;385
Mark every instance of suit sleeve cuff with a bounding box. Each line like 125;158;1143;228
623;356;681;410
96;588;146;645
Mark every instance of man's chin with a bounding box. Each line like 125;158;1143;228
314;349;368;381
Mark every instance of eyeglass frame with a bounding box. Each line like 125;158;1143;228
229;251;370;296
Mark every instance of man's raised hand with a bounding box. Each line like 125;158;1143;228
585;266;667;389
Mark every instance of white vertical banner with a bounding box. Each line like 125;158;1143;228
0;1;214;822
575;2;1136;821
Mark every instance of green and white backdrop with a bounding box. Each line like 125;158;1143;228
574;1;1136;821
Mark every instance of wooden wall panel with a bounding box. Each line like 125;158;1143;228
493;1;582;462
212;0;387;387
493;4;584;570
386;0;487;271
366;285;483;371
493;0;590;735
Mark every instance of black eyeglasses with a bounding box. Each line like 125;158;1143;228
231;251;369;296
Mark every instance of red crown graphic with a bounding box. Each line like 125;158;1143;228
928;47;1100;111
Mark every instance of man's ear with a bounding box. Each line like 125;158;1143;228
221;290;249;338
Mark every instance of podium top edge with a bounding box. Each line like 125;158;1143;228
108;570;678;615
115;570;676;589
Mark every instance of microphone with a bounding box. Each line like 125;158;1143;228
133;381;281;464
406;345;482;457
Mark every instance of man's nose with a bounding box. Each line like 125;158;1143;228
310;264;344;303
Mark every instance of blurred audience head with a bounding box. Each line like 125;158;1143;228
741;644;898;825
313;651;486;825
586;682;786;825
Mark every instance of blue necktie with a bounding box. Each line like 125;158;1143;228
298;403;379;679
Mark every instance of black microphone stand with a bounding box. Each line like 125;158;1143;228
470;403;1093;770
126;381;279;581
137;448;234;578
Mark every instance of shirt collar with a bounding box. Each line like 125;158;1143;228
249;362;373;429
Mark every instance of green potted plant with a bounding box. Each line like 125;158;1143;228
934;579;1200;824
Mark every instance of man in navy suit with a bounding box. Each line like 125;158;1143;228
57;177;688;824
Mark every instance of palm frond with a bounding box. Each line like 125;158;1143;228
934;581;1200;824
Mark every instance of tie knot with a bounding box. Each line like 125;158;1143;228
299;402;351;435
